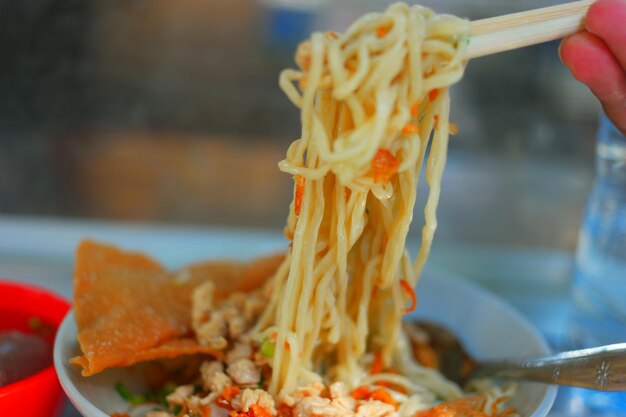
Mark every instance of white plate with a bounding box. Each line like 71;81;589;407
54;257;556;417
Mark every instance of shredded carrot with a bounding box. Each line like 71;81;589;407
371;148;399;184
433;115;439;128
249;404;273;417
377;25;390;38
449;122;458;135
350;386;370;400
284;341;290;350
221;386;241;402
189;406;212;417
402;123;419;134
440;396;487;415
298;76;308;91
410;99;422;115
326;31;340;39
369;388;398;409
399;279;416;313
176;406;190;417
428;89;439;101
277;403;294;417
373;380;407;394
198;406;211;417
216;397;233;410
111;414;131;417
371;350;384;374
294;175;305;216
270;332;277;340
371;285;379;298
414;396;491;417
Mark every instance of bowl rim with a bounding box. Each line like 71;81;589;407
0;279;70;396
55;311;110;417
415;269;558;416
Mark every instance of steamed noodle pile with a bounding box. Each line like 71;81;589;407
253;2;470;406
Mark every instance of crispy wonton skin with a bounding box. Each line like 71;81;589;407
71;240;283;376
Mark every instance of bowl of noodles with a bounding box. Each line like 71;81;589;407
53;249;556;417
55;3;557;416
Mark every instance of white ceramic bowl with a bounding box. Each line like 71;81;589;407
55;269;556;417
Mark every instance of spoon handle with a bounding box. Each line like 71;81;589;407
472;343;626;391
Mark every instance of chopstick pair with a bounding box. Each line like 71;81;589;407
468;0;594;58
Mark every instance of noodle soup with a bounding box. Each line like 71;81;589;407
65;4;525;417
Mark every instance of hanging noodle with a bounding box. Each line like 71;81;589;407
253;2;469;401
65;3;524;416
113;4;520;417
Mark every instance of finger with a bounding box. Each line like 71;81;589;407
585;0;626;70
560;32;626;134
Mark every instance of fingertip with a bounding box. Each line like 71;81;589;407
557;32;616;86
558;32;592;75
558;34;576;66
558;35;575;65
586;0;626;36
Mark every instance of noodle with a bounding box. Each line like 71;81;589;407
97;3;519;416
253;2;469;400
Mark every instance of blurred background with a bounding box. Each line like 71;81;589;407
0;0;600;250
1;3;611;414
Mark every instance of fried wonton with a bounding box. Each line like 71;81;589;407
70;240;283;376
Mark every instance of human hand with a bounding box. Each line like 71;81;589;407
560;0;626;134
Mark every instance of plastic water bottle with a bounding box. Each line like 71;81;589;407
565;112;626;416
571;113;626;347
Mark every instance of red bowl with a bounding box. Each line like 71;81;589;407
0;280;71;417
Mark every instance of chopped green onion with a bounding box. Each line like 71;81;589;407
161;382;177;396
145;382;177;407
115;382;147;406
260;336;276;358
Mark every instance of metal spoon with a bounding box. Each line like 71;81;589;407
466;343;626;391
404;321;626;391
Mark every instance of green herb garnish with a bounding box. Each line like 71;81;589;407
115;382;147;406
260;336;276;358
149;382;177;407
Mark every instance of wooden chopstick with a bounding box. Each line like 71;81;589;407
467;0;594;59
